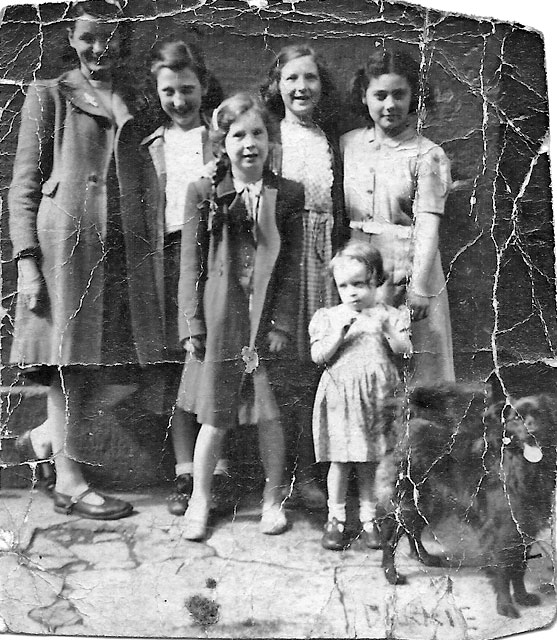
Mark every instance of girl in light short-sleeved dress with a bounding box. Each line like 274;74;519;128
341;45;454;384
310;242;412;551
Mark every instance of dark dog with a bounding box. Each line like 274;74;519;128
377;384;556;619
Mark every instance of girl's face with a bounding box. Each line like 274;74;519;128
278;55;321;123
68;15;121;79
364;73;412;137
333;258;376;312
224;109;269;183
156;67;206;131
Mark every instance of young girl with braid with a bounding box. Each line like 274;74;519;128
177;93;304;540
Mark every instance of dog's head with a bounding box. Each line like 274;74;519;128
482;395;557;465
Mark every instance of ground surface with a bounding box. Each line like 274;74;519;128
0;487;554;639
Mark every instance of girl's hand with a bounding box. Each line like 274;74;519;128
267;330;288;353
17;258;44;312
407;290;430;321
185;335;206;360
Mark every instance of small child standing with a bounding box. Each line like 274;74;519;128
309;241;412;551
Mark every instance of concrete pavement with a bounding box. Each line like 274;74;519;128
0;486;555;639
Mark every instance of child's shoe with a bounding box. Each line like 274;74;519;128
321;518;347;551
260;503;288;535
182;501;210;541
167;473;193;516
361;520;381;549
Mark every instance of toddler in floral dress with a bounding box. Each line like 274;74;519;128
309;241;412;551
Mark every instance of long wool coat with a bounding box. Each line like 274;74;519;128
178;170;304;428
9;69;164;366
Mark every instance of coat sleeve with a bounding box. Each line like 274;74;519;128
178;181;209;342
269;182;304;337
8;81;56;257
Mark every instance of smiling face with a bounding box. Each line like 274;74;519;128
68;15;121;80
364;72;412;138
224;109;269;183
156;67;205;131
278;55;321;124
333;258;377;312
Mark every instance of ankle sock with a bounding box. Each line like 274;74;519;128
175;462;193;477
359;500;376;524
213;458;229;476
327;501;346;523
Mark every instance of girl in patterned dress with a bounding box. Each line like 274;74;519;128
261;44;347;509
341;44;454;384
309;242;412;550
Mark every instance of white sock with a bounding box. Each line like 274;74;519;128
213;458;229;476
175;462;193;477
359;500;376;525
327;501;346;523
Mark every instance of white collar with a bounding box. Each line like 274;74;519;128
233;177;263;196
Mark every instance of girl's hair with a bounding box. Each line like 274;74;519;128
149;38;223;123
350;44;431;121
67;1;131;59
151;39;208;87
330;241;386;287
260;44;340;133
209;92;275;193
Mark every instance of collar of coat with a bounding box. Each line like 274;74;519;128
140;124;213;165
212;169;279;202
58;68;136;125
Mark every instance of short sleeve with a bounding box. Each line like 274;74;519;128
413;145;452;216
308;307;332;343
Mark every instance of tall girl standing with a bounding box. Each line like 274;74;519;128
342;45;454;383
9;0;162;518
261;44;347;509
178;93;304;540
140;39;228;516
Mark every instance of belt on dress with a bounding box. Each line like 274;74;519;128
350;220;413;238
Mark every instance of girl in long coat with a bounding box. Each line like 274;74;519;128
178;93;304;540
9;1;163;519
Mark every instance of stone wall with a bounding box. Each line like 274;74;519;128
1;1;554;488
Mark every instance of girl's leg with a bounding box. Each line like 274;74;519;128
258;418;288;534
322;461;350;550
183;423;226;540
357;462;381;549
50;369;132;517
167;408;198;515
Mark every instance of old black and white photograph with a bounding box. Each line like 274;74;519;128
0;1;555;639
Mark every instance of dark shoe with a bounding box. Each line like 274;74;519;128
321;518;347;551
361;522;382;549
53;488;133;520
16;430;56;494
211;473;235;513
167;474;193;516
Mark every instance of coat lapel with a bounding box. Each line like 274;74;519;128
250;183;280;348
59;69;111;118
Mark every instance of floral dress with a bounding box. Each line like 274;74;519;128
310;304;407;463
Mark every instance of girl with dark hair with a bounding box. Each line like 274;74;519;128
261;44;347;511
177;93;304;540
10;0;163;518
342;44;454;384
140;37;228;517
310;241;411;551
